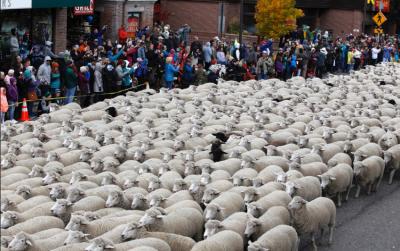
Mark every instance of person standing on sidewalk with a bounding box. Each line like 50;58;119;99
64;60;77;104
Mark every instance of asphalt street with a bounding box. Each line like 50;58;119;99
300;172;400;251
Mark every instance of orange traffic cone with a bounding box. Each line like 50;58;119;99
20;98;30;121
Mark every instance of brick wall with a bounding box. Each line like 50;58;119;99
319;9;363;36
160;0;219;34
54;8;68;53
100;0;124;41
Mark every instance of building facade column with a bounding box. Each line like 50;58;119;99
54;8;68;53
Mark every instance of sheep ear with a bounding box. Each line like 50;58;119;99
26;239;33;246
83;234;91;240
317;175;322;180
67;201;74;206
79;191;85;196
105;244;115;249
156;215;165;219
329;177;336;181
161;197;166;201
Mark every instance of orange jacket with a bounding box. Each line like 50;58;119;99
0;87;9;113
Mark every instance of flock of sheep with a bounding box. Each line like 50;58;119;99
1;62;399;251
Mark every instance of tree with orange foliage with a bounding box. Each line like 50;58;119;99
255;0;304;39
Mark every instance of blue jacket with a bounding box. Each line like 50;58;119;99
108;49;124;63
164;63;179;82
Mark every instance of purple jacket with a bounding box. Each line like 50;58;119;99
6;77;18;102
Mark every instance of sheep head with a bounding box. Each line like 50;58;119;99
15;185;32;200
318;174;336;190
64;230;90;245
247;202;263;217
204;220;223;239
1;211;19;229
105;190;123;208
288;196;307;211
65;214;89;231
131;193;147;210
85;238;114;251
49;185;66;201
7;232;33;251
202;188;221;205
1;153;17;169
42;171;61;185
285;181;302;197
148;194;165;208
147;177;161;192
51;199;73;218
66;187;85;203
121;222;145;241
204;203;224;221
244;214;261;238
28;165;44;177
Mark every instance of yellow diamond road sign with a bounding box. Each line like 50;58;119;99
373;11;387;26
374;28;384;34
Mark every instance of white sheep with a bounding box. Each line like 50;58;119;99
245;205;290;241
85;237;171;251
327;152;352;167
384;144;400;184
352;143;382;162
288;162;328;177
275;170;304;183
65;214;141;238
242;182;285;204
50;196;105;223
7;231;69;251
353;156;385;197
148;190;193;208
191;230;243;251
121;222;196;251
231;168;258;186
1;200;55;228
288;196;336;250
247;190;291;217
247;224;298;251
204;191;244;221
319;163;353;207
285;176;322;202
1;216;64;236
204;212;247;242
139;207;203;241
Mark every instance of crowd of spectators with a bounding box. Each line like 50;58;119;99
0;23;399;124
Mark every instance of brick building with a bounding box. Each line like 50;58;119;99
0;0;157;57
159;0;400;40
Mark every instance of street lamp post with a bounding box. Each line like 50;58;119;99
239;0;244;45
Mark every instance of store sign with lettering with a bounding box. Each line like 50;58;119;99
74;0;94;15
0;0;32;10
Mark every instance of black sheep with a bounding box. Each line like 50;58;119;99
210;140;227;162
105;107;118;117
212;132;229;143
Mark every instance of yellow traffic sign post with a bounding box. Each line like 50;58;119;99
374;27;384;34
372;11;387;41
372;11;387;26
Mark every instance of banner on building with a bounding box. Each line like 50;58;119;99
127;14;140;38
74;0;94;15
375;0;390;13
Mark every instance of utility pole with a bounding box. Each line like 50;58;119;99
239;0;244;45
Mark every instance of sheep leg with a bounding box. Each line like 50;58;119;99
345;180;352;201
328;223;335;245
293;238;300;251
319;227;325;245
355;185;361;198
337;193;342;207
388;169;396;185
376;170;384;190
311;232;318;251
367;183;372;195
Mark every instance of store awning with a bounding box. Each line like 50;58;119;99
1;0;90;10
